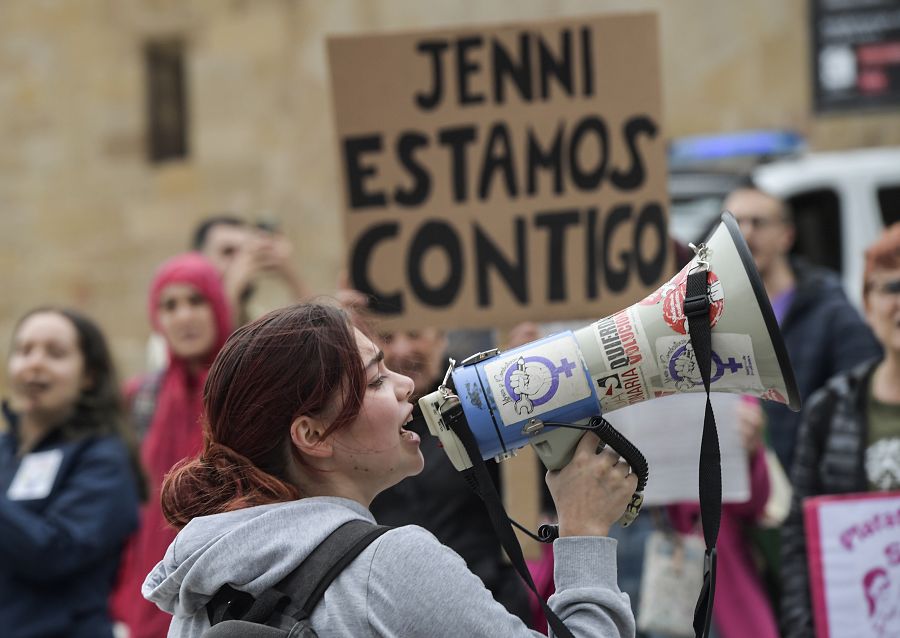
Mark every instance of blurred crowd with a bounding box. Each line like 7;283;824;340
1;181;899;638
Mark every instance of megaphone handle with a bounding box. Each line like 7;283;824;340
537;416;648;531
590;416;648;528
587;416;649;493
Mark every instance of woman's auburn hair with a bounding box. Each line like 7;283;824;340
161;302;366;528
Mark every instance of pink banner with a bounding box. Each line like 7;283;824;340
804;491;900;638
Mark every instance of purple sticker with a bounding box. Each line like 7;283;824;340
667;343;743;391
503;355;577;415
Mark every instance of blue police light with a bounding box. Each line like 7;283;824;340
668;130;806;165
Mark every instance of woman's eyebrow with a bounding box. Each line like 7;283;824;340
366;350;384;369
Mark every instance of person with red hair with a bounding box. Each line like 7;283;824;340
781;223;900;637
112;253;232;638
140;302;638;637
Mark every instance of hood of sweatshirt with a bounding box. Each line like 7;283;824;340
142;497;374;618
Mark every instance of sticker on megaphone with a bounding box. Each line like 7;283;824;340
483;336;594;426
417;330;621;473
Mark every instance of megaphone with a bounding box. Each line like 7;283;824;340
418;211;800;477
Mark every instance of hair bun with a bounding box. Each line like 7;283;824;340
161;441;299;529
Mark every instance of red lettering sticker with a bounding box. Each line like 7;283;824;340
639;264;690;307
657;270;724;335
596;365;649;412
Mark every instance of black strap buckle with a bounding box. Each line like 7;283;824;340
683;291;710;320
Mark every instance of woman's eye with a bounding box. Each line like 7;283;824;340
368;375;386;389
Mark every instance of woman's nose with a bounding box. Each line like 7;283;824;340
397;372;415;400
172;302;196;321
20;349;47;371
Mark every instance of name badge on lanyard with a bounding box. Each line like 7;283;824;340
7;449;64;501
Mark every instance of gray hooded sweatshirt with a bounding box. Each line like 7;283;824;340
143;496;634;637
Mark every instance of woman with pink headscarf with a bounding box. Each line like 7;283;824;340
111;253;232;638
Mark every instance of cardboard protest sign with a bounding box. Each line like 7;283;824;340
328;13;670;330
804;491;900;638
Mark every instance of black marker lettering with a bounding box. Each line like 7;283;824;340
438;125;477;203
611;115;658;190
474;217;528;306
394;132;431;207
351;223;402;313
603;204;632;293
415;40;449;110
456;36;486;106
535;209;580;301
344;135;387;209
408;220;464;307
492;33;533;103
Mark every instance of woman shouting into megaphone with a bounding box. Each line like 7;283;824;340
142;302;638;637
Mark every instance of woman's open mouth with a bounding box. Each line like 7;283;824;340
399;408;421;443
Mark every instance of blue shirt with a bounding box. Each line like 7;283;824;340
0;413;140;638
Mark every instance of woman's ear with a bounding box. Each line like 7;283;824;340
290;415;333;459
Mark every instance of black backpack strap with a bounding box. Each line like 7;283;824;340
278;519;391;619
207;519;390;627
207;585;287;625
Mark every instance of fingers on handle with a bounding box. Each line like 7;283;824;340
575;431;602;458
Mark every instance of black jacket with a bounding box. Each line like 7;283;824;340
780;358;878;638
766;259;881;474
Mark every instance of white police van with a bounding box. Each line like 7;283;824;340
667;131;900;306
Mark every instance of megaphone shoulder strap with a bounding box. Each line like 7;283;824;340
684;268;722;638
442;403;577;638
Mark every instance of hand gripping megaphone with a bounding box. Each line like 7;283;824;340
418;212;801;525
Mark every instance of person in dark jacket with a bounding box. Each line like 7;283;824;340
780;222;900;637
368;327;532;625
724;184;882;474
1;307;142;638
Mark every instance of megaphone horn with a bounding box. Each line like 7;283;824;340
418;211;800;482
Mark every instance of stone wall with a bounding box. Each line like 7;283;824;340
1;0;898;388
